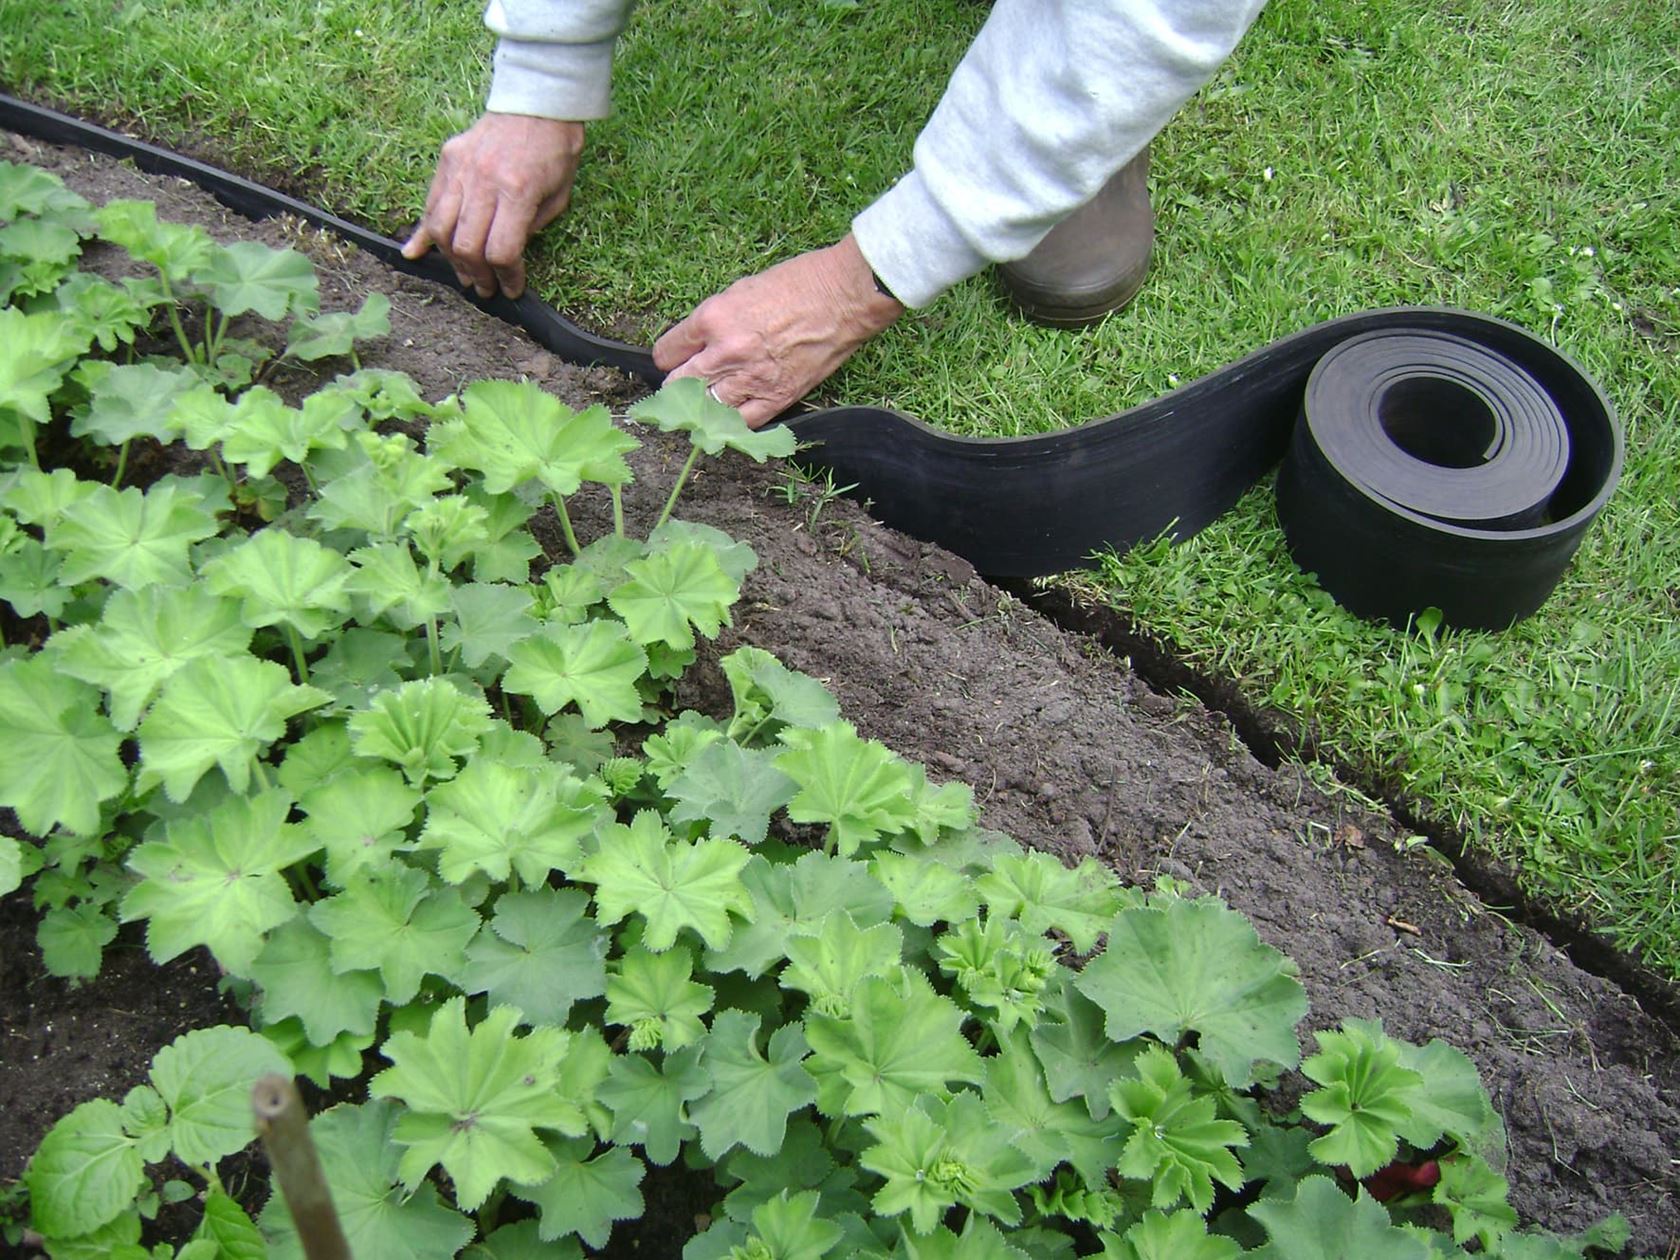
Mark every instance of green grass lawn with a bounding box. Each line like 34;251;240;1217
3;0;1676;976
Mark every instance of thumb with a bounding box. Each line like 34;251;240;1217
652;310;708;373
400;225;433;261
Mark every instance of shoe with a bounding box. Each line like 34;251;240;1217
998;146;1153;328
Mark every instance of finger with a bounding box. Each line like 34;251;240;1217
483;205;534;300
400;223;433;261
735;396;781;430
424;185;473;288
652;312;709;373
450;200;498;298
531;186;572;235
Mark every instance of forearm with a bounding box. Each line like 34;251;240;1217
483;0;637;121
853;0;1267;307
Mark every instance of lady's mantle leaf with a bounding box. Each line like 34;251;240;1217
871;851;979;928
581;809;753;952
598;1047;710;1165
441;581;538;667
720;644;840;740
0;306;90;427
48;583;251;730
462;888;609;1027
222;388;355;478
983;1028;1126;1186
23;1098;146;1239
286;291;391;361
136;655;330;801
729;1190;845;1260
783;912;904;1017
420;758;608;886
512;1138;646;1249
0;656;126;837
1248;1176;1430;1260
666;738;797;846
95;198;216;278
348;677;493;785
775;722;917;856
259;1100;475;1260
191;1191;266;1260
861;1092;1038;1234
249;919;384;1045
605;944;714;1052
69;361;197;446
149;1025;292;1166
1432;1153;1517;1250
692;1010;819;1160
627;377;796;461
297;764;421;886
1029;972;1138;1122
38;903;119;982
607;541;739;650
122;790;316;975
204;528;354;639
1108;1045;1247;1214
503;619;649;729
804;969;984;1118
975;852;1123;956
1299;1022;1426;1177
309;865;481;1004
430;379;638;495
371;997;587;1211
192;240;319;319
1097;1209;1242;1260
47;482;220;591
1074;898;1306;1089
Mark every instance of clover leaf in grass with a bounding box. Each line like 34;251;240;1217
421;757;608;886
597;1045;710;1166
121;790;316;975
308;865;480;1005
775;721;918;856
47;480;220;591
503;618;649;728
511;1137;646;1250
975;851;1124;956
628;377;797;460
461;888;609;1027
861;1092;1038;1234
348;676;494;786
605;943;714;1052
372;997;587;1212
804;969;984;1119
430;379;638;495
1074;897;1307;1089
249;918;385;1046
136;655;330;801
1109;1045;1247;1214
581;809;754;952
190;240;319;320
608;540;739;651
47;582;252;731
260;1100;475;1260
96;199;217;279
1248;1176;1430;1260
0;306;94;429
0;655;127;838
286;291;391;362
690;1009;819;1160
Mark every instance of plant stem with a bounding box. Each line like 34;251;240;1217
111;439;131;488
18;419;40;471
286;626;311;684
610;484;625;538
158;276;198;364
426;617;443;677
206;308;230;366
251;760;273;793
654;447;702;532
552;494;582;557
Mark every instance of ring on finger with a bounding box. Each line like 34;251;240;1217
705;382;725;405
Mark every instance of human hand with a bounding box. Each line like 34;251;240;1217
653;233;905;428
401;112;585;299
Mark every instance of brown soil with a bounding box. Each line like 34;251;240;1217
2;130;1676;1253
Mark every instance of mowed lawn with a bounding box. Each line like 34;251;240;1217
2;0;1675;974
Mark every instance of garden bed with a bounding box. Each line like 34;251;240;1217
2;130;1676;1253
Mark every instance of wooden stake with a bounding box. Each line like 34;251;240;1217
251;1074;353;1260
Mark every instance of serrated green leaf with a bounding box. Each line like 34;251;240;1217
95;199;215;278
783;912;904;1018
37;903;118;982
465;1221;582;1260
1075;898;1306;1088
204;527;353;639
1392;1035;1501;1156
308;865;479;1004
691;1009;818;1159
1109;1045;1247;1213
47;481;219;590
150;1024;292;1165
605;943;714;1052
136;655;330;800
53;272;157;353
734;1190;845;1260
120;1084;171;1163
286;291;391;360
259;1019;375;1090
1098;1210;1242;1260
512;1137;646;1249
0;159;91;221
420;757;606;885
805;969;983;1118
582;809;753;951
984;1028;1126;1186
608;541;738;650
1;538;76;618
0;306;90;428
348;676;493;785
598;1045;710;1165
0;655;127;836
122;790;316;974
1029;972;1138;1121
430;379;638;495
1300;1022;1426;1177
1;466;98;526
48;583;252;730
23;1097;146;1238
0;214;82;293
862;1092;1037;1234
69;361;197;446
975;851;1122;955
192;240;318;319
461;887;609;1027
310;626;412;708
935;914;1056;1035
221;387;355;478
1248;1177;1430;1260
260;1101;475;1260
370;997;586;1211
1432;1153;1517;1250
192;1190;266;1260
440;581;538;667
403;493;491;571
870;850;979;927
342;541;452;630
250;917;385;1044
628;377;796;460
0;834;30;898
297;762;421;885
776;722;917;856
503;618;648;728
666;738;797;846
720;645;840;742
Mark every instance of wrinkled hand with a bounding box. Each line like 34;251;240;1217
653;234;905;428
402;113;585;299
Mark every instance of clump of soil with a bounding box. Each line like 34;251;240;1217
2;130;1675;1252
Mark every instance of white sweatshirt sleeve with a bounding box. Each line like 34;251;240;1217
483;0;636;122
852;0;1268;308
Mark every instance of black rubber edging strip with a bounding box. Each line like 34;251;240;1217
8;95;1665;1024
1005;578;1680;1037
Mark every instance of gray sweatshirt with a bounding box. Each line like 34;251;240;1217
483;0;1266;307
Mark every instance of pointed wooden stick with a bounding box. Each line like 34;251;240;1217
251;1074;352;1260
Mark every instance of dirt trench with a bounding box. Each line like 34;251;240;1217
0;132;1675;1251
